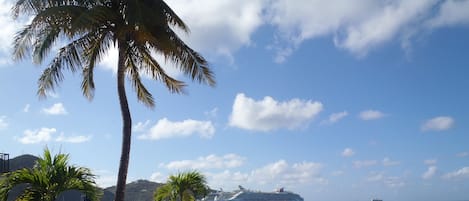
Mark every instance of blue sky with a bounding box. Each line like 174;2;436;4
1;0;469;201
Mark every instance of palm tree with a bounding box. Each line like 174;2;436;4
12;1;215;201
0;148;100;201
154;171;209;201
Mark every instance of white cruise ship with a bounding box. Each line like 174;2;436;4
202;186;304;201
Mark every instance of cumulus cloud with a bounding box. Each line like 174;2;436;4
266;0;373;61
42;103;68;115
3;1;469;66
55;133;92;143
0;116;8;130
335;1;436;56
229;93;323;132
163;154;245;170
443;167;469;180
322;111;348;125
422;166;437;180
382;157;400;167
0;0;29;66
353;160;378;168
138;118;215;140
359;110;385;120
18;128;57;144
250;160;326;185
341;148;355;157
427;0;469;28
154;159;326;190
149;172;166;183
205;170;250;188
166;0;264;59
266;0;441;59
421;116;454;132
94;170;117;188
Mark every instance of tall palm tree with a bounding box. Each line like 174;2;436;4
154;171;209;201
12;1;215;201
0;148;100;201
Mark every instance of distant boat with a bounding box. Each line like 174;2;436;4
202;185;304;201
371;199;383;201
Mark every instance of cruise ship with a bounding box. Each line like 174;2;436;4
202;186;304;201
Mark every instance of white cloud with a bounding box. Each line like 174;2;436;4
267;0;439;59
353;160;378;168
0;0;29;66
422;166;437;180
382;157;400;167
427;0;469;28
23;104;30;113
359;110;385;120
0;116;8;130
335;1;436;56
421;116;454;132
424;159;438;166
249;160;326;185
94;170;117;188
205;170;250;189
55;133;91;143
322;111;348;125
18;128;57;144
266;0;373;61
229;93;323;132
155;159;326;190
166;0;264;59
138;118;215;140
341;148;355;157
149;172;166;183
443;167;469;180
163;154;245;170
42;103;68;115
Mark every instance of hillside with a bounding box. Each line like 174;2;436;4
103;180;163;201
1;154;163;201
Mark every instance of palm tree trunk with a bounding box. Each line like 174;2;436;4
115;40;132;201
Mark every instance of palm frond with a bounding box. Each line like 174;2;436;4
82;31;113;100
149;27;215;86
37;34;90;97
133;43;186;94
157;0;189;32
126;48;155;107
13;24;34;61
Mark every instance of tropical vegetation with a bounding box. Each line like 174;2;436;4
12;1;215;201
0;148;100;201
154;171;209;201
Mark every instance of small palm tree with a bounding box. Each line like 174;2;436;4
154;171;209;201
0;148;100;201
12;1;215;201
